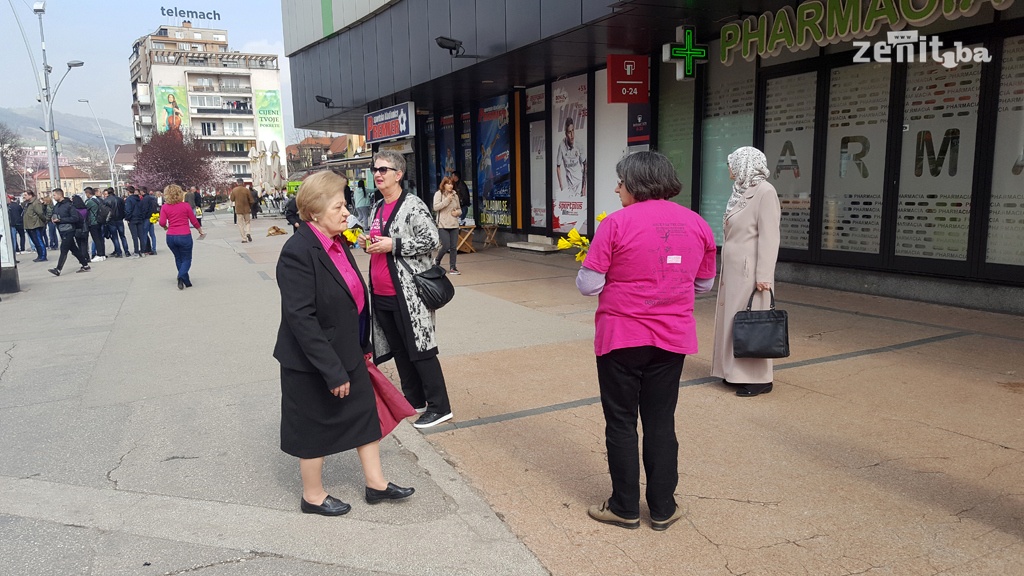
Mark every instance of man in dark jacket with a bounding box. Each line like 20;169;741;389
7;196;25;253
283;195;300;231
141;186;159;255
124;186;149;258
452;171;471;223
84;187;107;261
48;189;90;276
103;188;130;257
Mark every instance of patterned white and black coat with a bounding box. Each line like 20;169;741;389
368;192;441;363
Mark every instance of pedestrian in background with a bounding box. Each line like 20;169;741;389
274;170;414;516
364;151;452;429
185;185;203;230
22;191;48;262
7;196;25;254
103;188;130;258
354;179;371;228
43;192;59;249
230;179;254;242
431;176;461;275
84;187;107;262
48;189;91;276
159;184;206;290
125;186;149;258
142;186;159;255
711;146;781;398
576;151;717;531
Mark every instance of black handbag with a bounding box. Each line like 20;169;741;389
398;258;455;310
732;288;790;358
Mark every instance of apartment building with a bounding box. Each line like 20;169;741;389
129;20;284;181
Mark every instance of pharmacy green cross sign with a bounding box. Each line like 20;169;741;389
662;26;707;81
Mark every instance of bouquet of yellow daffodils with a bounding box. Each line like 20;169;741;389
557;212;606;262
342;228;362;246
149;212;159;224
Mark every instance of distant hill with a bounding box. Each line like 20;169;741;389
0;106;133;155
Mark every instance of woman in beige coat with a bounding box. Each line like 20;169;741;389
432;176;462;274
711;146;782;397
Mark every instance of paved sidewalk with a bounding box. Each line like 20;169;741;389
2;211;1022;575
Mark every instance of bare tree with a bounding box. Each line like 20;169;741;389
0;122;27;192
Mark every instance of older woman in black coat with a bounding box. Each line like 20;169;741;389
274;170;414;516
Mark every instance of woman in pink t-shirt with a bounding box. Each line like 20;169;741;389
576;151;717;532
158;184;205;290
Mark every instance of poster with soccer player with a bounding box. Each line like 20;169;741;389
476;95;511;227
438;114;456;178
552;74;588;234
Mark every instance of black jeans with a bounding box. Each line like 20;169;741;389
128;221;149;254
12;225;25;251
435;228;458;269
372;295;451;414
596;346;685;520
89;224;106;257
56;231;89;271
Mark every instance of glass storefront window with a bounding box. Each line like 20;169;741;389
986;35;1024;266
895;54;982;260
763;72;817;250
822;63;891;254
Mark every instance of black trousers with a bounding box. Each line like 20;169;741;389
56;232;89;271
596;346;685;520
89;224;106;257
372;295;451;414
128;221;149;254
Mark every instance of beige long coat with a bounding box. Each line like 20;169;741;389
711;181;782;384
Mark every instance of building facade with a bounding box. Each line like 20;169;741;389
281;0;1024;310
129;21;285;182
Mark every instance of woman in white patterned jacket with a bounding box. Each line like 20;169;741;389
362;150;453;429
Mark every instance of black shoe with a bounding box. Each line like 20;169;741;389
300;495;351;516
48;268;60;277
247;233;253;242
32;258;46;262
413;411;453;429
736;383;773;397
113;253;123;258
76;265;91;273
365;482;415;504
177;278;185;290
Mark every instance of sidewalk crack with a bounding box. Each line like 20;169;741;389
0;343;15;384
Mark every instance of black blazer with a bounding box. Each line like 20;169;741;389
273;224;370;390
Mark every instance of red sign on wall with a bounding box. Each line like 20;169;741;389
606;55;649;104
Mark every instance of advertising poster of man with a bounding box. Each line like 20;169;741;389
460;112;474;220
156;86;190;133
552;74;589;234
476;95;511;227
439;115;456;178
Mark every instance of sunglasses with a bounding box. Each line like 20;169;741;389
372;166;398;175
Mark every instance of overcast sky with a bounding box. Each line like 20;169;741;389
1;0;295;136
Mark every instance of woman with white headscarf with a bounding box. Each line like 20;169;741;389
711;146;781;397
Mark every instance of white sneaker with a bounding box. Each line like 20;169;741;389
91;256;106;262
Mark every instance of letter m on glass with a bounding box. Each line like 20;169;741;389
915;129;960;177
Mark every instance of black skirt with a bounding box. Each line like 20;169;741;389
280;362;382;459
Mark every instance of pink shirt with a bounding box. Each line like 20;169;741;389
369;201;398;296
158;202;200;235
582;199;717;357
308;223;366;313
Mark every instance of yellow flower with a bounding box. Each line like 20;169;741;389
149;213;159;224
567;228;583;244
557;237;572;250
581;237;590;247
342;229;361;245
575;249;587;262
595;211;607;223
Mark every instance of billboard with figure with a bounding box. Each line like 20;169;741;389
476;95;511;227
156;85;189;133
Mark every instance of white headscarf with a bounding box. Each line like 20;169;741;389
724;146;770;218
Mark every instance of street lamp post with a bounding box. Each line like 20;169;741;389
33;1;83;191
78;99;117;191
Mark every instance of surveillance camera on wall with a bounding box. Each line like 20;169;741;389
435;36;462;51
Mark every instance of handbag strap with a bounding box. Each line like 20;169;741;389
745;288;776;311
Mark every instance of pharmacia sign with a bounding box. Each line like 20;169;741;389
719;0;1016;65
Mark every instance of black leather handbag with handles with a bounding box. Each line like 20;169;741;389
732;288;790;359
